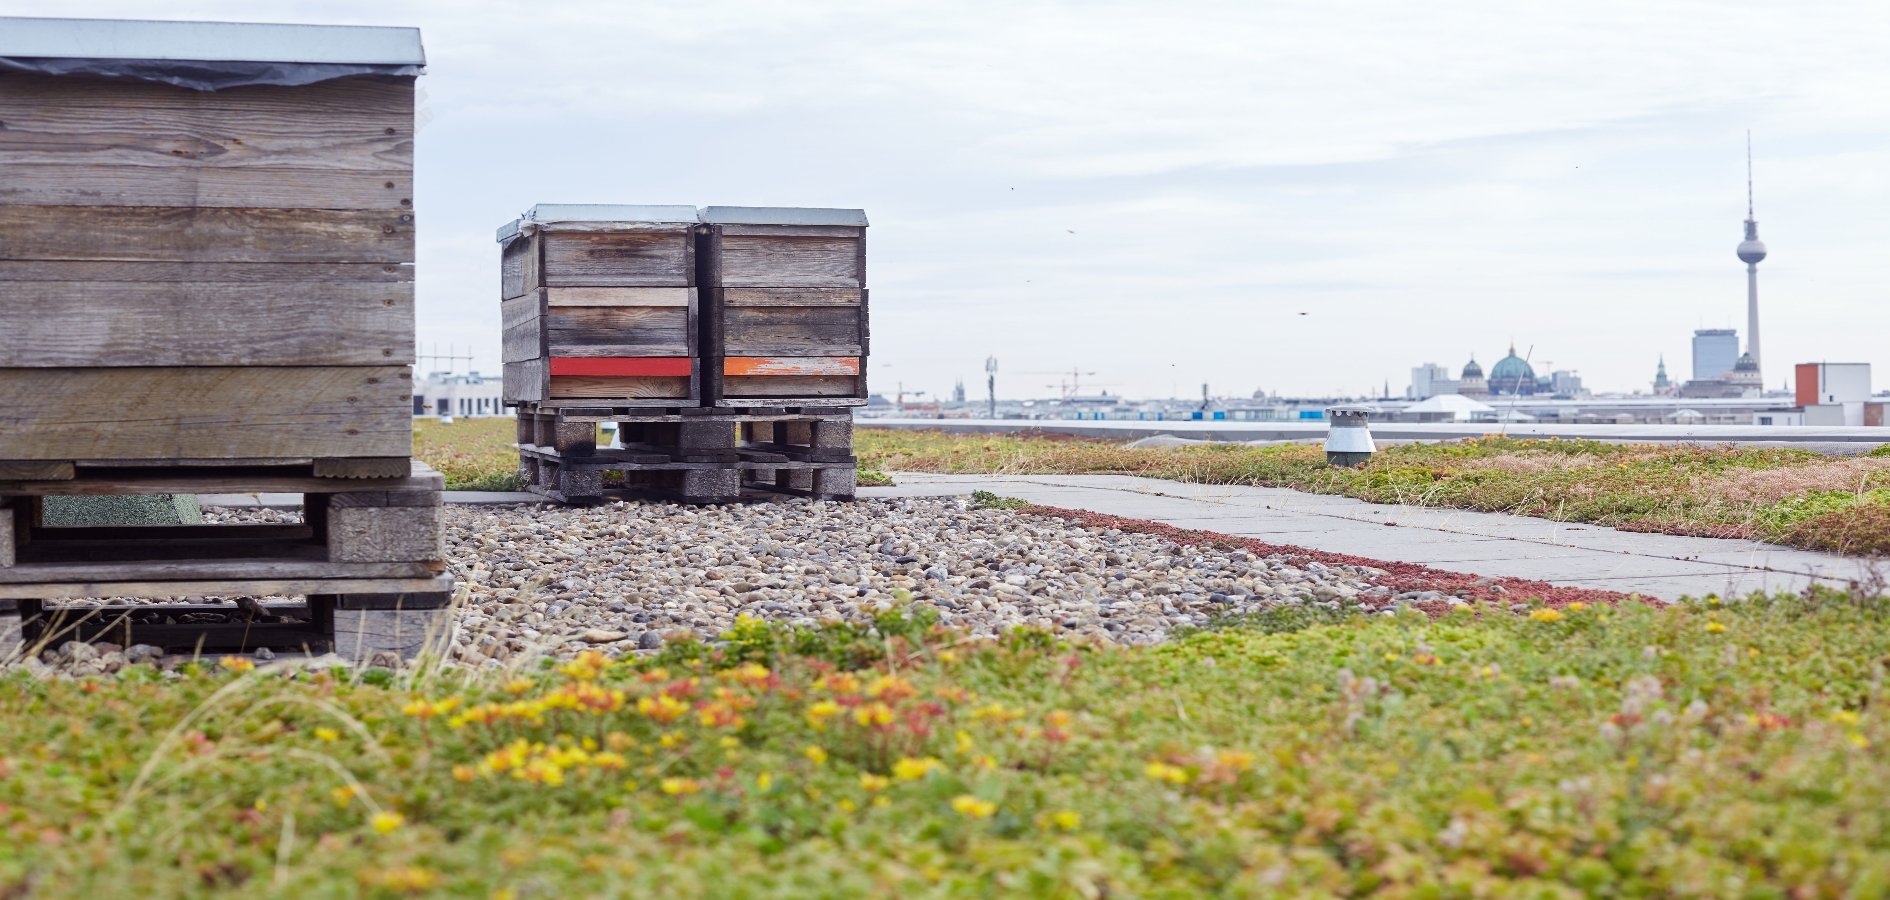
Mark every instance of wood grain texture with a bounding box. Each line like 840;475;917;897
0;206;414;264
547;306;690;356
0;367;412;460
717;235;860;287
329;506;444;562
0;469;441;496
501;292;547;364
0;281;413;367
722;375;859;397
549;376;691;399
545;287;693;307
0;260;410;283
723;287;861;306
499;231;541;299
0;74;412;209
543;231;692;287
723;306;862;355
503;358;548;403
0;462;74;480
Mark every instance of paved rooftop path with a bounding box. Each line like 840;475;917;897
859;474;1889;601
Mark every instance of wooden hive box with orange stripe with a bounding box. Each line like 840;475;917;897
497;205;701;408
697;207;868;408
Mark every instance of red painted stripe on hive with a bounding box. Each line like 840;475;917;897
548;357;692;377
723;356;860;376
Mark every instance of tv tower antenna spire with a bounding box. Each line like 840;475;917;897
1736;131;1767;374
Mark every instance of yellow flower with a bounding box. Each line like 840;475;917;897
757;772;774;791
950;795;997;818
1529;609;1564;622
1706;622;1727;634
954;731;975;755
1832;710;1861;725
1849;733;1871;748
1215;750;1256;772
1384;652;1399;662
853;702;895;728
452;765;478;783
331;785;360;806
719;736;741;749
859;774;891;792
639;694;688;724
359;865;440;892
806;700;842;730
660;778;702;795
804;746;829;766
659;733;684;748
837;799;857;812
1567;602;1588;612
371;811;404;834
893;757;944;781
505;679;535;695
873;796;891;808
219;656;256;673
1051;810;1081;830
1145;761;1191;784
937;649;959;664
314;727;340;742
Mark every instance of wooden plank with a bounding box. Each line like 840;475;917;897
547;306;690;356
501;292;547;364
0;469;439;496
0;206;414;264
0;281;414;367
723;306;862;355
544;287;693;307
549;376;691;399
0;572;452;600
542;232;692;287
312;458;413;479
549;358;692;376
0;367;412;460
0;461;74;480
0;166;411;210
723;287;861;306
503;359;548;404
717;235;860;287
0;74;411;210
0;558;438;585
499;231;540;299
0;260;409;283
723;375;859;397
723;357;859;376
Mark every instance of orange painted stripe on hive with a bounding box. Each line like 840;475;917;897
723;357;860;376
549;357;693;377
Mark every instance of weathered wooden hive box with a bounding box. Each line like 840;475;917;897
499;205;702;408
0;16;422;476
697;207;868;407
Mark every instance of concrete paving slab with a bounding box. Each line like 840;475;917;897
866;472;1882;601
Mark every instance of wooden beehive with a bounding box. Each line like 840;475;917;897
697;207;868;407
499;205;701;408
0;18;423;475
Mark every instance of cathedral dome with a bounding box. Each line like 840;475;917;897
1487;345;1537;395
1460;357;1483;380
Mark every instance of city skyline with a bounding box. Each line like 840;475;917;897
15;1;1890;400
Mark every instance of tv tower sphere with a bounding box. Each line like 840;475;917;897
1738;227;1766;265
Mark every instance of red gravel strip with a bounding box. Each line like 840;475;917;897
1020;503;1647;612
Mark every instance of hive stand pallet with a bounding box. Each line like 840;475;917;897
3;590;453;662
0;462;454;663
512;405;855;505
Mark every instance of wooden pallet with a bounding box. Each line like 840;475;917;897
0;462;454;663
513;406;855;505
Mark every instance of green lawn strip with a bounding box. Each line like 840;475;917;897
4;595;1889;897
859;429;1890;554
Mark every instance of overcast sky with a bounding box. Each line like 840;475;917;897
15;1;1890;400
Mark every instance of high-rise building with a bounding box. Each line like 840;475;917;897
1407;362;1455;399
1692;329;1739;381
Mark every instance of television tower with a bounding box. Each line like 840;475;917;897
1737;132;1767;375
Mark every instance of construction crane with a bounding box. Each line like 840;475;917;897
1016;367;1115;399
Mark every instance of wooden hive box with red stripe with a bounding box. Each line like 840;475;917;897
498;205;701;408
697;207;868;408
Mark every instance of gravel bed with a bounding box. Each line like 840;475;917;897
11;498;1432;675
443;496;1401;666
